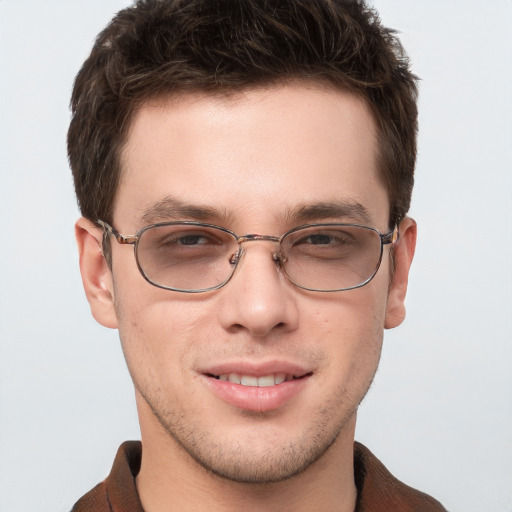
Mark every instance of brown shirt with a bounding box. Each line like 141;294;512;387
71;441;447;511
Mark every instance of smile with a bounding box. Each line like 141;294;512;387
211;373;307;387
204;371;312;412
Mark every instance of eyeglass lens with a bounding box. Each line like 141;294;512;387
135;224;384;292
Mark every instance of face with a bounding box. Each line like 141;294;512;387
77;84;415;483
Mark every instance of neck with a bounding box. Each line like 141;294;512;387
136;406;358;512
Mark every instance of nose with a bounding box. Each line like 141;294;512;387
217;243;299;338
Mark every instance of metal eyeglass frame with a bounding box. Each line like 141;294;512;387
97;219;399;293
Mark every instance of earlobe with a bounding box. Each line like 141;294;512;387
384;217;417;329
75;217;118;329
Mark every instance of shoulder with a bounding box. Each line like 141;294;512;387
70;441;143;512
354;442;447;512
70;481;110;512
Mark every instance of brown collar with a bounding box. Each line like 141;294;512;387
72;440;447;511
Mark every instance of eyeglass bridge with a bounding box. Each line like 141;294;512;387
230;233;285;266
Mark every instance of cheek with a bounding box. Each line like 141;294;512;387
312;285;387;383
112;281;211;385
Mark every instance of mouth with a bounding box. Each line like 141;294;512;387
206;372;312;387
201;361;313;411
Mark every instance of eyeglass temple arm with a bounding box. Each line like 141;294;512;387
382;225;399;245
97;220;137;245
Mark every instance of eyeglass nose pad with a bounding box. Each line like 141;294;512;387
273;251;285;266
230;249;284;267
229;248;243;266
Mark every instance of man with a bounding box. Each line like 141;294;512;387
68;0;446;510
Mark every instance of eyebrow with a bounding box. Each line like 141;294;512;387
287;201;373;225
139;196;372;227
140;196;232;225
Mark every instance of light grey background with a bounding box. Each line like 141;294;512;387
1;1;511;511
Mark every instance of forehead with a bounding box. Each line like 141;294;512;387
116;84;389;230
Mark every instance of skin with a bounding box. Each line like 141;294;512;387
76;84;416;512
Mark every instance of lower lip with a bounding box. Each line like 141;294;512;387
203;375;311;412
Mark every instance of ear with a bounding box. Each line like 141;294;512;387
385;217;417;329
75;217;118;329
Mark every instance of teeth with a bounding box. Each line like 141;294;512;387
275;373;286;384
256;375;275;387
241;375;258;386
217;373;293;386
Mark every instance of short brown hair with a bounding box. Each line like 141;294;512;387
68;0;418;228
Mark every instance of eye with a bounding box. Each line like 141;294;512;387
294;230;354;247
154;229;225;248
299;233;338;245
173;234;212;246
284;227;363;262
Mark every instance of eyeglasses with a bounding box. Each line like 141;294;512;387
98;220;398;293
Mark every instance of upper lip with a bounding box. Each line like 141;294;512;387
200;360;312;379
